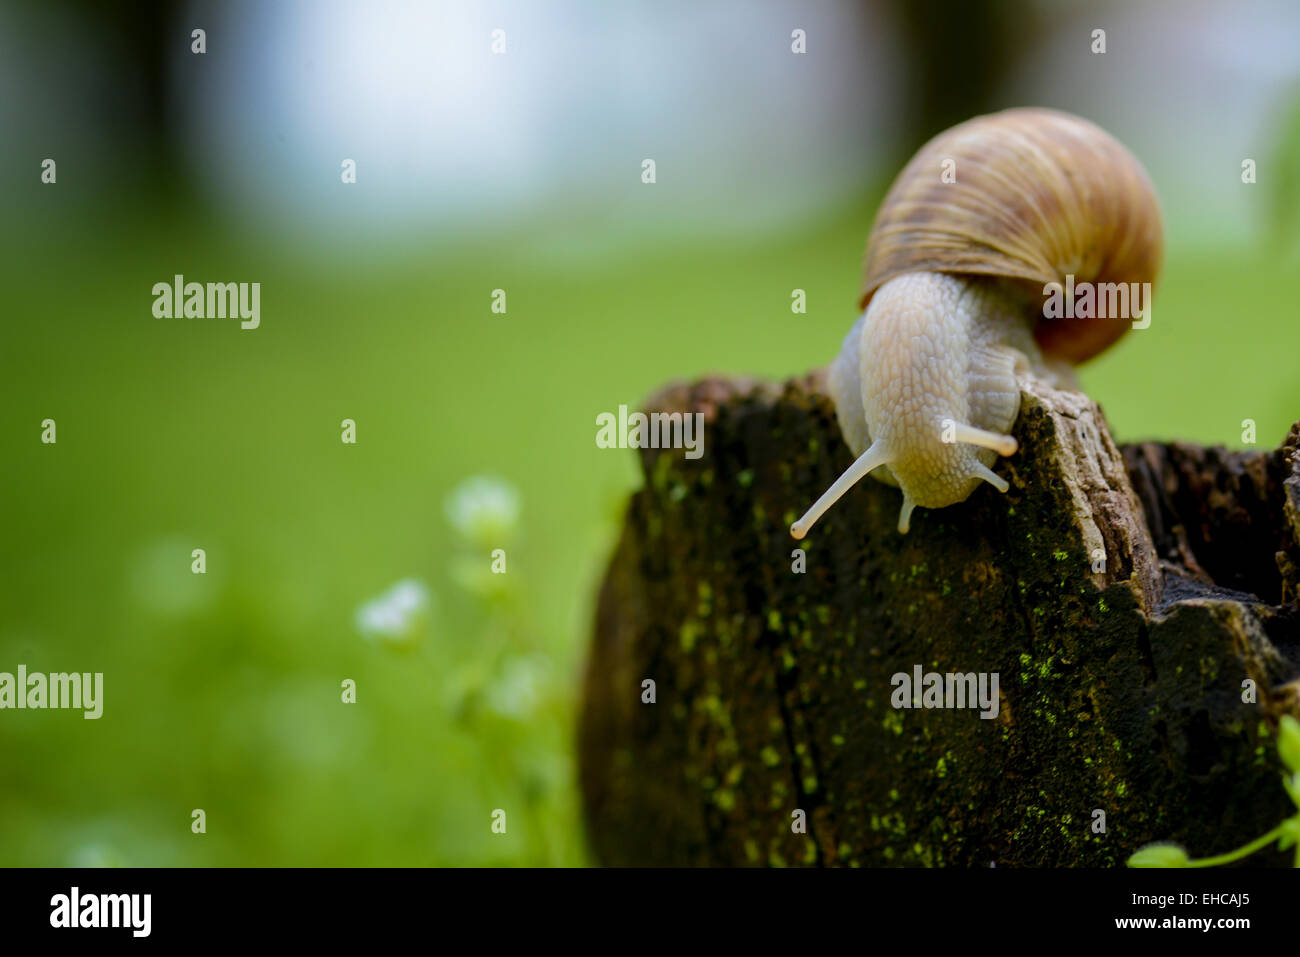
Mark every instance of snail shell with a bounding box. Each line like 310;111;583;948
861;107;1164;364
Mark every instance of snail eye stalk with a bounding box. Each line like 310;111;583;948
791;440;891;540
951;422;1018;457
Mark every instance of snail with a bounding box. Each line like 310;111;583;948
790;107;1163;539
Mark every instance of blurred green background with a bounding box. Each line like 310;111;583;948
1;0;1297;866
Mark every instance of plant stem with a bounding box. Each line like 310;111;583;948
1185;825;1285;868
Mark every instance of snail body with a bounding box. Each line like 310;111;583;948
791;107;1163;539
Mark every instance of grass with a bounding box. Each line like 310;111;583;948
0;193;1295;865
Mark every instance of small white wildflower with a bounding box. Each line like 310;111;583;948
484;654;550;720
444;475;520;548
355;578;433;649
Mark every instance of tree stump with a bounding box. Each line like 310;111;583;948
578;372;1300;866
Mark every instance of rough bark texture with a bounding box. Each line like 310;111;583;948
578;372;1300;867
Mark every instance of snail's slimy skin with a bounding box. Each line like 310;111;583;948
794;271;1064;538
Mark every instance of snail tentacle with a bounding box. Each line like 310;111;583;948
791;439;892;540
950;422;1018;457
970;462;1011;494
898;494;916;534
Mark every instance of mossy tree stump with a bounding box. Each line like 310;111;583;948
578;373;1300;866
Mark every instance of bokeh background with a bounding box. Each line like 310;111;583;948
1;0;1298;866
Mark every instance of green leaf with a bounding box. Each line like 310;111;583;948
1278;715;1300;775
1127;843;1189;868
1283;774;1300;812
1277;818;1300;852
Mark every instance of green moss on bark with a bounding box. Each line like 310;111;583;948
579;374;1300;866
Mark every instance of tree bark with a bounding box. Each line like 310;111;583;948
578;372;1300;866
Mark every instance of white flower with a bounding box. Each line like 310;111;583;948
484;654;550;720
355;578;433;648
444;476;521;548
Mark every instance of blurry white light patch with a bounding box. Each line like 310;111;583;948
178;0;890;243
355;578;434;648
128;539;217;618
444;475;521;548
484;654;551;721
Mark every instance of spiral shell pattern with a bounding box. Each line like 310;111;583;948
859;107;1163;364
